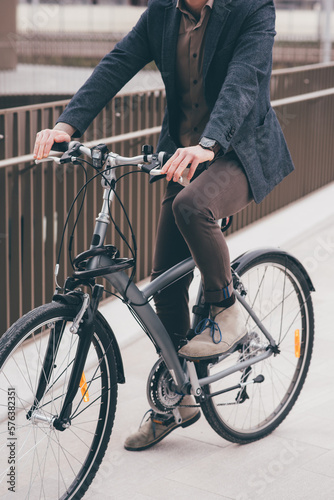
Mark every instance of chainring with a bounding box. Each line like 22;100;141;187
146;358;183;413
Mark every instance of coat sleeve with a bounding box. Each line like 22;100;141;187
56;9;153;137
202;0;276;151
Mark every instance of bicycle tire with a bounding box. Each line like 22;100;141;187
0;302;118;499
196;253;314;444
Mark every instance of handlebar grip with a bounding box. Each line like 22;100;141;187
51;141;70;153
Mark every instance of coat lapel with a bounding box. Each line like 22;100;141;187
203;0;232;80
161;1;181;81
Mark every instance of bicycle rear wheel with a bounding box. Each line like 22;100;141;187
0;302;118;499
197;253;314;443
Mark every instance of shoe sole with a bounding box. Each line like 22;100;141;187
124;411;201;452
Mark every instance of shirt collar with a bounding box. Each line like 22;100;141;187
176;0;214;18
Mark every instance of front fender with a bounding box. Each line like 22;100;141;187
231;248;315;292
96;311;125;384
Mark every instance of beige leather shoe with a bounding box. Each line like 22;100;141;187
178;300;247;360
124;396;200;451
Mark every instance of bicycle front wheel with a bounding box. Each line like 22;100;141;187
197;253;314;444
0;302;118;499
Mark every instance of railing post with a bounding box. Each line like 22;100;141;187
322;0;333;63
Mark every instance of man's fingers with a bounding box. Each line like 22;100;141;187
161;150;180;174
33;132;42;158
36;130;50;159
33;130;71;159
160;145;213;182
187;160;200;180
45;133;69;153
172;155;192;181
165;155;184;181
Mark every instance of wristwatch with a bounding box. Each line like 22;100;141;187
199;137;220;155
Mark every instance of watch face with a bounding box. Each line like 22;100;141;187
200;137;216;149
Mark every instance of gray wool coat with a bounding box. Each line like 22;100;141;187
57;0;294;203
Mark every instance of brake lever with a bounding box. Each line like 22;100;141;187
149;174;166;184
149;167;190;186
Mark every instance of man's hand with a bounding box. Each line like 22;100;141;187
33;124;75;160
161;145;214;183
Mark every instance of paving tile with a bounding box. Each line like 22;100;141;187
173;415;232;449
165;434;327;499
89;435;222;500
302;449;334;479
275;414;333;450
138;477;231;500
260;468;334;500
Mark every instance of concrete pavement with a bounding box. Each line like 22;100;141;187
93;181;334;500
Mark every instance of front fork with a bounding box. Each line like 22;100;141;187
27;285;104;431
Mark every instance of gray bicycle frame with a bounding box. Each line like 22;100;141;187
87;159;275;395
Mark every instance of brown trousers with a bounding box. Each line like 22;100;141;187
152;150;252;341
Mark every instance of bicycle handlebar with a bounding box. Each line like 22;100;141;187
36;141;171;182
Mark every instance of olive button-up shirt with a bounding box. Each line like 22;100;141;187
176;0;214;147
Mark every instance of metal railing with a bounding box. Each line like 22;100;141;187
0;89;166;333
1;67;334;335
13;31;334;69
271;62;334;99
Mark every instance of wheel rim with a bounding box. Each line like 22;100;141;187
0;313;112;499
205;261;311;435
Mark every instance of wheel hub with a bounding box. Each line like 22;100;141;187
30;409;55;428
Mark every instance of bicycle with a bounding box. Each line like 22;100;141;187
0;141;315;499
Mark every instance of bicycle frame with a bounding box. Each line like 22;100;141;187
97;252;275;395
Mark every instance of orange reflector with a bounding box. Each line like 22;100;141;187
295;329;301;358
80;372;89;402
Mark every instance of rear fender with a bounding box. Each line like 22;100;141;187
231;248;315;292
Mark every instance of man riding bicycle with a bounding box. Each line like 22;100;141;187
34;0;294;451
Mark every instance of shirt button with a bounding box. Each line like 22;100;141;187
194;127;198;132
193;53;197;58
193;79;198;85
194;103;199;108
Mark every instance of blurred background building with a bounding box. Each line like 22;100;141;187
1;0;333;107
